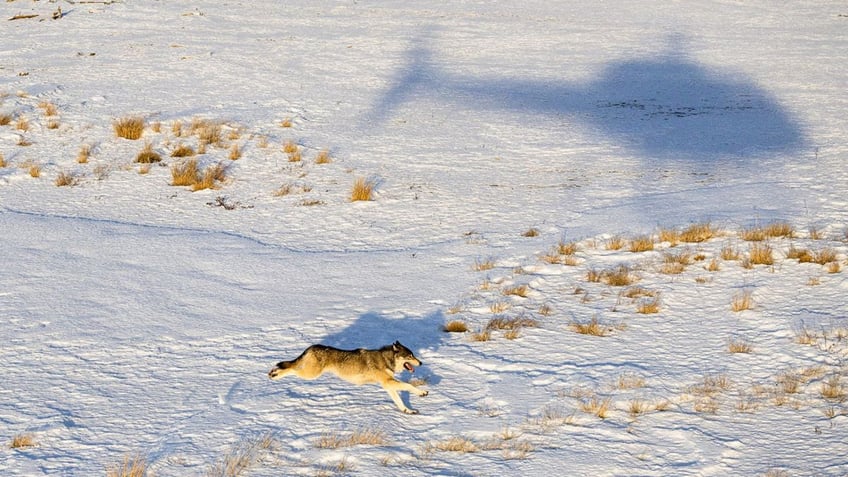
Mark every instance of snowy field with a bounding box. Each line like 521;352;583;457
2;1;847;475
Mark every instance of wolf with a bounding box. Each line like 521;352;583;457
268;341;429;414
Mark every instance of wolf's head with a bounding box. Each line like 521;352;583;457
390;340;422;373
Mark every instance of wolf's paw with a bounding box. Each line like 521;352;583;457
402;408;419;415
418;390;429;397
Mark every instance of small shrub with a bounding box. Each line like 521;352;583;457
170;143;196;157
282;140;298;154
748;243;774;265
606;236;625;250
570;316;611;336
315;149;332;164
55;171;77;187
228;143;242;160
106;453;147;477
28;163;41;178
604;265;636;286
443;320;469;333
502;284;529;297
580;396;611;419
470;329;491;342
522;227;540;237
38;101;58;116
658;227;679;245
472;258;495;271
764;222;794;238
813;248;837;265
680;222;718;243
486;315;538;331
135;142;161;163
193;162;227;191
720;245;741;261
113;116;145;140
77;144;91;163
786;245;813;262
705;258;720;272
629;235;654;252
10;433;35;449
434;436;478;453
16;116;30;132
171;159;199;186
0;113;12;126
728;339;753;353
636;296;661;314
731;290;754;312
280;117;293;128
821;375;847;401
350;176;375;201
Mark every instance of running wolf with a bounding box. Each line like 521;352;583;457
268;341;429;414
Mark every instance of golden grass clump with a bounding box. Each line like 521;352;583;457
821;375;847;401
170;143;196;157
728;338;753;353
16;116;30;132
636;296;661;314
38;101;58;116
28;162;41;178
55;171;77;187
786;245;813;263
472;257;495;271
0;153;6;168
106;453;147;477
486;315;538;331
522;227;540;237
658;227;679;245
193;162;228;191
629;235;654;253
113;116;145;140
813;248;837;265
470;329;492;342
502;284;529;297
443;320;469;333
171;159;199;186
350;176;375;201
207;433;275;477
282;140;298;154
602;264;636;286
191;118;222;146
0;113;12;126
580;396;612;419
570;316;611;337
434;436;479;453
280;117;293;128
731;289;754;312
10;433;35;449
605;236;625;250
315;428;389;448
680;222;718;243
315;149;332;164
76;144;91;163
228;143;242;160
135;142;162;163
747;242;774;266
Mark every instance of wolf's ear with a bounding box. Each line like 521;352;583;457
393;340;401;350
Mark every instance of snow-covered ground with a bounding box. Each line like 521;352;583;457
2;1;847;475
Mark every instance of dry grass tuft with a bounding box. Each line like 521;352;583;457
0;113;12;126
486;315;538;331
522;227;541;237
580;396;612;419
813;248;837;265
434;436;479;453
106;453;147;477
280;117;293;128
171;143;196;157
191;118;222;147
315;428;389;449
193;162;228;191
27;162;41;178
228;143;242;160
350;176;375;201
315;149;332;164
605;236;625;250
502;284;529;297
629;235;654;253
728;338;754;353
135;142;162;163
602;264;636;286
570;316;612;337
680;222;719;243
472;257;495;271
16;116;30;132
10;433;36;449
731;289;754;312
821;375;847;401
77;144;92;163
616;373;646;390
636;296;661;314
0;153;5;168
470;329;492;342
747;242;774;266
113;116;145;140
207;433;275;477
55;171;78;187
38;101;58;116
443;320;469;333
658;227;680;245
171;159;199;186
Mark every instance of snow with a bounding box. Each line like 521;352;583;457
1;1;847;475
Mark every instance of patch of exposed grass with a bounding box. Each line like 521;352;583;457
731;289;754;312
135;142;162;163
114;116;145;140
636;296;661;314
55;170;78;187
207;433;275;477
443;320;469;333
170;143;196;158
680;222;719;243
315;428;388;449
728;338;753;353
106;453;147;477
747;242;774;266
77;144;91;163
350;176;375;201
10;433;35;449
502;284;529;297
629;235;654;253
315;149;332;164
472;257;495;271
570;316;612;337
486;315;538;331
171;159;199;186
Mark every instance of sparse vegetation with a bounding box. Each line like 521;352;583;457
731;289;754;312
570;316;612;336
106;453;147;477
10;433;35;449
629;235;654;252
206;433;275;477
135;142;162;163
350;176;375;201
113;116;145;140
443;320;469;333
